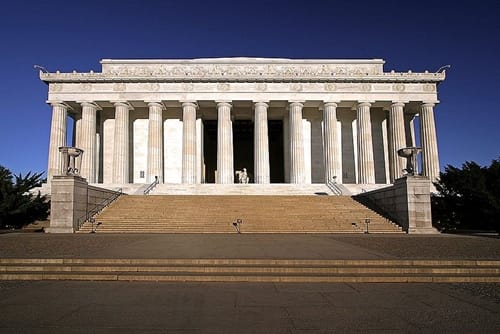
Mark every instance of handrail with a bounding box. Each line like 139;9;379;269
326;176;343;195
77;188;123;230
143;176;159;195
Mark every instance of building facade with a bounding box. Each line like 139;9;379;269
41;58;444;186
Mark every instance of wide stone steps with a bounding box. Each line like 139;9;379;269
78;195;402;233
1;258;499;283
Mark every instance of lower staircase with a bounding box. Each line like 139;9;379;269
78;195;403;233
1;258;499;283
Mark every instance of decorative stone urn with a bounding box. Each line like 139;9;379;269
58;146;84;176
397;147;421;176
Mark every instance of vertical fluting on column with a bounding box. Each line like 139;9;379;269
254;102;270;184
80;102;98;183
182;101;197;184
420;102;440;181
47;102;68;181
217;102;234;184
388;102;407;182
112;102;131;184
289;102;305;184
357;102;375;184
323;102;341;183
147;102;164;183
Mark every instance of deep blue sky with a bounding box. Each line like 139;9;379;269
0;0;499;176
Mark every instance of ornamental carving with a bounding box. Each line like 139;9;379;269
80;83;92;91
49;83;62;92
113;83;126;91
255;83;267;91
360;84;372;92
104;63;381;79
290;83;303;92
182;83;194;91
324;83;337;91
393;84;405;92
423;84;435;92
217;83;230;91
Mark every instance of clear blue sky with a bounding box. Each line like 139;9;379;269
0;0;499;176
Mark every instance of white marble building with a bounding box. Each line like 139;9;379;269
41;58;444;187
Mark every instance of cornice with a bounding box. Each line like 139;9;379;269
40;60;445;84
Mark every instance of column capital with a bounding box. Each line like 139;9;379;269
391;102;406;108
357;101;372;108
216;101;232;109
78;101;102;110
181;101;198;109
47;101;73;110
253;101;269;108
323;102;339;108
112;101;134;110
422;102;436;108
288;101;304;110
146;101;166;110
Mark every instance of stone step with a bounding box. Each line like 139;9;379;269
2;258;499;283
79;195;403;233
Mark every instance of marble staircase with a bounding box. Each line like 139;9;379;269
78;195;403;233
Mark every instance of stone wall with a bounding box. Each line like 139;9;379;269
46;176;122;233
355;176;439;234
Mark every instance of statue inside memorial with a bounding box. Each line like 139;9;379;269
397;147;421;176
236;168;249;184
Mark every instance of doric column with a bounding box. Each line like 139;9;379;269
216;102;233;184
80;102;99;183
388;102;407;182
254;101;270;184
323;102;341;183
47;102;68;181
182;101;197;184
112;102;132;184
420;102;440;181
357;102;375;184
147;102;164;183
289;101;305;184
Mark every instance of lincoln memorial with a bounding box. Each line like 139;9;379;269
40;58;444;189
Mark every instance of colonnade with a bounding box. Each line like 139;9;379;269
47;100;440;184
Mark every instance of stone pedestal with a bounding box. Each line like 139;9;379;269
46;175;88;233
357;176;439;234
399;176;439;234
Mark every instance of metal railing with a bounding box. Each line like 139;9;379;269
143;176;159;195
77;188;123;230
326;176;343;195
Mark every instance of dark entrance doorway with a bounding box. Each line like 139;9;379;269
203;119;284;183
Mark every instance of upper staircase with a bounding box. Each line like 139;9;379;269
78;195;403;233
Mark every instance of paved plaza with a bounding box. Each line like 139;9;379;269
0;233;499;333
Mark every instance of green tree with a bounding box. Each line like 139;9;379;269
0;165;49;229
432;158;500;232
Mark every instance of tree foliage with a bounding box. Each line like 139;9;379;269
432;158;500;232
0;165;49;229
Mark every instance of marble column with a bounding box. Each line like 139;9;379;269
80;102;99;183
254;102;270;184
47;102;68;181
323;102;341;183
357;102;375;184
217;102;233;184
420;102;440;181
289;102;305;184
112;102;131;184
182;101;197;184
147;102;164;183
388;102;406;182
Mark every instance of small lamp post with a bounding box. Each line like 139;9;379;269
364;218;370;234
